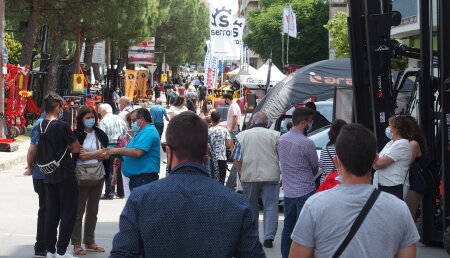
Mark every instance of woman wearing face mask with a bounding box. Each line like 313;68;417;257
71;106;109;255
200;99;215;118
373;115;413;200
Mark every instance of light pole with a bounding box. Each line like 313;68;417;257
0;0;5;139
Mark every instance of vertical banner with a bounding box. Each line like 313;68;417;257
137;70;149;98
208;0;238;58
125;70;138;99
229;18;245;60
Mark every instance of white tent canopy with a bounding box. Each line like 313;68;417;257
227;64;257;76
239;60;286;88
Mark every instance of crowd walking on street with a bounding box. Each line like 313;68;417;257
24;84;423;257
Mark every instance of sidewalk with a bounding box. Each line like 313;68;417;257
0;140;30;171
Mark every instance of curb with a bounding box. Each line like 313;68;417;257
0;154;27;171
0;141;29;172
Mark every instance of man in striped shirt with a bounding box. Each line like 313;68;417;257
277;107;318;258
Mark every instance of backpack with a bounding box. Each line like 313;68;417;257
36;120;68;174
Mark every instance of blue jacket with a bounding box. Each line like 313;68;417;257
110;163;265;258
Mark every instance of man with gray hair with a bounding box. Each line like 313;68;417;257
98;103;127;199
118;96;133;121
231;112;281;249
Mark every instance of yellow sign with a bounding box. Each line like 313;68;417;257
73;74;84;92
137;70;149;98
125;70;138;99
161;74;167;82
168;70;172;77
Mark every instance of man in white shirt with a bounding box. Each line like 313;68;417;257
118;96;133;121
289;124;419;258
224;93;241;137
98;103;127;199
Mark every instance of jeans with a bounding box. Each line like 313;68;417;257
45;176;79;255
33;179;46;252
71;180;104;246
154;123;164;138
104;158;116;198
129;173;159;191
281;191;314;258
242;182;280;241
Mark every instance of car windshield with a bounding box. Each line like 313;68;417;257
308;126;330;149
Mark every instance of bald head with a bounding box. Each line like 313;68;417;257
252;112;269;127
119;96;131;111
155;98;162;105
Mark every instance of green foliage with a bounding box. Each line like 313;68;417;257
244;0;329;67
155;0;209;66
4;33;23;65
324;12;349;58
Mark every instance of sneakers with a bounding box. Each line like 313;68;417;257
34;250;47;257
263;239;274;248
46;252;55;258
55;251;78;258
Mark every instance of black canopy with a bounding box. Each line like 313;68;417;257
253;58;413;122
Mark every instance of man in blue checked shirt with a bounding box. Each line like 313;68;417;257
110;112;265;257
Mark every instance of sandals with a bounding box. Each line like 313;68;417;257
73;245;86;255
85;243;105;252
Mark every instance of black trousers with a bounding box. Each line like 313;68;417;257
154;123;164;139
45;176;78;255
33;179;46;252
217;160;228;184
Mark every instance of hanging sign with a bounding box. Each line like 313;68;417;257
161;73;168;82
128;39;155;65
208;0;238;59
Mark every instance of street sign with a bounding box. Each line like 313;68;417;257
161;74;167;82
2;47;7;65
149;65;157;74
73;74;84;92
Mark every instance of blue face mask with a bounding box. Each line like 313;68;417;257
83;118;96;128
307;122;313;132
207;104;213;109
385;127;393;139
58;111;64;120
131;122;140;132
335;175;343;183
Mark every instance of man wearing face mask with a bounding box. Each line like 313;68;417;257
277;107;318;258
230;112;281;249
36;94;82;258
106;108;160;190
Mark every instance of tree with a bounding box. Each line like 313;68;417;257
324;12;349;58
155;0;209;66
4;34;23;65
244;0;329;68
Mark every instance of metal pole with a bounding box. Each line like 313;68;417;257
0;0;5;139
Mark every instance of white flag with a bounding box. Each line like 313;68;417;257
283;6;297;38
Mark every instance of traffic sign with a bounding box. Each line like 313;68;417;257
161;74;167;82
2;47;7;65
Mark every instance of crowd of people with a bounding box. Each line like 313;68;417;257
24;80;427;257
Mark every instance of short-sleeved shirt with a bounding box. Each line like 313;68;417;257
278;129;318;198
37;119;77;184
374;139;412;186
226;102;241;132
169;105;188;117
98;113;128;145
122;124;160;177
208;126;231;161
291;184;420;258
150;104;167;124
31;116;45;180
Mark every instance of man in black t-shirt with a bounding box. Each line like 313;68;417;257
36;94;81;258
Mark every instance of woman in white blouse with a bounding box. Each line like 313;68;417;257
373;115;413;200
168;96;188;119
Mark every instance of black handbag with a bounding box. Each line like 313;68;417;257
409;163;428;194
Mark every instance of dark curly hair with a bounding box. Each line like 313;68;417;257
76;105;98;130
327;119;347;146
172;96;185;107
403;116;428;156
389;115;414;140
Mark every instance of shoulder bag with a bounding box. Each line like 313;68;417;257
332;189;380;258
75;134;104;187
